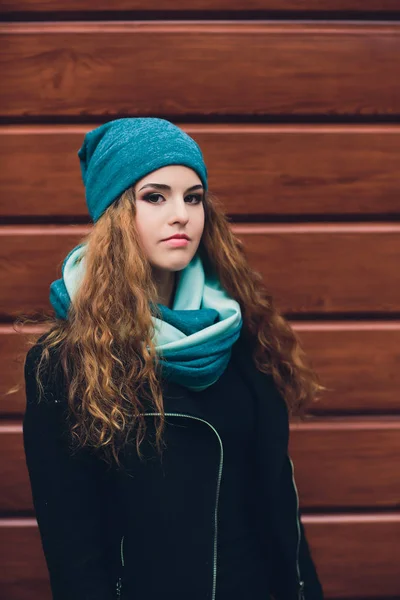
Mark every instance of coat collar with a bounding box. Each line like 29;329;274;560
159;330;288;444
158;330;290;510
156;332;253;420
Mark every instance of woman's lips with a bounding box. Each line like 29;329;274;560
163;238;189;247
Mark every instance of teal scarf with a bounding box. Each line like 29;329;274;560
49;244;243;391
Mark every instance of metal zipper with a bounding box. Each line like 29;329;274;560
116;535;125;598
288;456;305;600
139;412;224;600
120;534;125;567
115;577;122;599
117;412;302;599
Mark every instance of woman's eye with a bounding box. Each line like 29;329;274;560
186;194;203;204
144;193;164;203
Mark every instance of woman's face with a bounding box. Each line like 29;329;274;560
133;165;205;274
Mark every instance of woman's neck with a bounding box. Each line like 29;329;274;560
152;269;177;308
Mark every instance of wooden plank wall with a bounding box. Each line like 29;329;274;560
1;2;399;599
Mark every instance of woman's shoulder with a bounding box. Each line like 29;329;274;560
25;332;60;376
24;332;67;406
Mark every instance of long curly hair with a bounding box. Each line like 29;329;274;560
10;186;326;467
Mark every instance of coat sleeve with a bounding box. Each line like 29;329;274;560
263;377;324;600
290;453;325;600
298;510;324;599
269;452;325;600
23;341;116;600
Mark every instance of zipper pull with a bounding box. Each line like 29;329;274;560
116;576;122;598
298;579;305;600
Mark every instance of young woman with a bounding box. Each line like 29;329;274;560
22;117;325;600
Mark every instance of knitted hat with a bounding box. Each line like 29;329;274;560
77;117;208;223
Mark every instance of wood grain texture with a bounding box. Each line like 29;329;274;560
0;519;51;600
1;23;400;117
305;514;400;598
235;223;400;314
288;419;400;509
1;0;399;12
1;225;399;319
294;322;400;414
2;419;400;512
1;516;399;599
1;5;399;600
0;425;31;512
2;125;400;218
2;322;400;415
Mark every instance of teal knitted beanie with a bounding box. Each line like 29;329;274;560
77;117;208;223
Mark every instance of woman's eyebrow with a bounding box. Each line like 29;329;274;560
138;183;204;192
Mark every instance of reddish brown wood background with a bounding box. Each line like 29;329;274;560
0;1;399;599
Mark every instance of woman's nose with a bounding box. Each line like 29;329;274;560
169;201;189;222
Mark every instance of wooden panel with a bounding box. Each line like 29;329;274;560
1;0;399;13
3;323;400;415
306;514;400;598
236;224;400;314
0;425;32;512
0;225;399;319
2;419;399;512
0;519;51;600
1;23;400;117
289;419;400;509
294;322;400;414
1;516;399;599
2;125;400;218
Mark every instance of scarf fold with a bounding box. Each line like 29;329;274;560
49;244;243;391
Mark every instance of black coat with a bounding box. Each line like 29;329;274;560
23;332;324;600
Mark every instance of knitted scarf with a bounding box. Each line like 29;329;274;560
49;244;243;391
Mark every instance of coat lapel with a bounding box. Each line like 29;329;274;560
159;332;260;421
160;330;289;472
149;332;297;593
230;333;289;480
